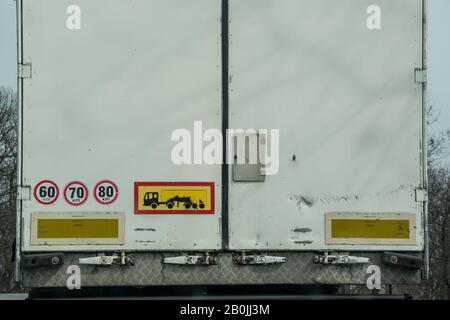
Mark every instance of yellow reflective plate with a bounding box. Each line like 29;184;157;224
37;219;119;239
31;212;125;245
325;213;416;245
331;219;410;239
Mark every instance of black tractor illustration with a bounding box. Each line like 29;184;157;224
143;192;205;210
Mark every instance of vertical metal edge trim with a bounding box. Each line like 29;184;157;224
221;0;229;249
15;0;24;283
421;0;430;280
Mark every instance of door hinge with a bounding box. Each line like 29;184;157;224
414;68;427;83
313;252;370;265
18;63;32;79
79;252;134;266
163;253;218;265
17;186;31;201
415;188;428;202
233;253;286;265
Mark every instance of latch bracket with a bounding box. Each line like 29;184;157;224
233;253;286;265
232;132;266;182
313;252;370;265
415;188;428;202
382;252;422;270
17;186;31;201
163;253;218;266
22;253;64;268
414;68;427;83
18;63;32;79
79;252;134;266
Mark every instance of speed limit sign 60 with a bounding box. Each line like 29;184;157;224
64;181;88;206
94;180;119;205
34;180;59;205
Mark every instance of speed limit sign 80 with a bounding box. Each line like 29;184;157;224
94;180;119;205
64;181;89;206
34;180;59;205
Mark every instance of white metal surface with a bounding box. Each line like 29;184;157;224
19;0;426;255
20;0;222;251
228;0;425;251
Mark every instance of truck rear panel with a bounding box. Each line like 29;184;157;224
17;0;427;288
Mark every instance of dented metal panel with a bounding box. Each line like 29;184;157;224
228;0;425;251
19;0;223;251
17;0;427;288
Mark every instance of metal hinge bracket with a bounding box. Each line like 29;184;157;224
415;188;428;202
163;253;218;266
18;63;32;79
22;253;64;268
414;68;427;83
383;252;422;270
233;253;286;265
313;252;370;265
17;186;31;201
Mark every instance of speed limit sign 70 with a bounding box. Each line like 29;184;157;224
34;180;59;205
94;180;119;205
64;181;88;206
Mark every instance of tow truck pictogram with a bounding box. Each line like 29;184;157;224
143;192;206;210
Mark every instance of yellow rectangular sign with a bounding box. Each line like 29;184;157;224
331;219;410;239
135;182;215;214
325;213;416;245
37;219;119;239
31;212;125;245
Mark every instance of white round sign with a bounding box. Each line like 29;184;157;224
64;181;88;206
34;180;59;205
94;180;119;205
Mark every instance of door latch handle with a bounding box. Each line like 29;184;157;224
233;253;286;265
163;253;218;265
79;252;134;266
313;252;370;265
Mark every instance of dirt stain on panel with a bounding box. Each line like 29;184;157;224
294;240;313;245
293;228;312;233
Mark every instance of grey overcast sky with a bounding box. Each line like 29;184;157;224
0;0;449;163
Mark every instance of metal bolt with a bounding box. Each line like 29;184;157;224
390;255;398;264
51;256;60;265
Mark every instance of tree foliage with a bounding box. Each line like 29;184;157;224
0;87;17;292
424;106;450;300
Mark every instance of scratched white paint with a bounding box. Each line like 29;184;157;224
228;0;425;251
18;0;425;253
19;0;222;251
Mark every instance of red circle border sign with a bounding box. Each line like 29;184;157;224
63;181;89;206
94;180;119;205
34;180;59;205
